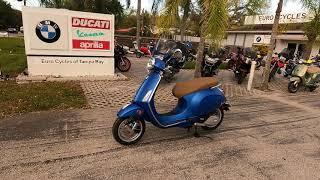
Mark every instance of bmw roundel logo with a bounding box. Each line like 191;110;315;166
256;36;262;42
35;20;61;43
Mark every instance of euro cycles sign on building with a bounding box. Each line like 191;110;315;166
244;12;313;25
22;7;114;77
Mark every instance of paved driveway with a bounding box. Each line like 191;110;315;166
1;57;320;179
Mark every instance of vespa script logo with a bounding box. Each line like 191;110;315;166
35;20;61;43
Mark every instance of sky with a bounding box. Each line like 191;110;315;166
5;0;305;14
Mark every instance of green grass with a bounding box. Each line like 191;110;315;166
0;81;87;119
0;37;25;54
183;61;196;69
219;62;228;70
0;54;27;77
0;37;27;77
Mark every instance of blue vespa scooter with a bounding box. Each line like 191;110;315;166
112;40;230;145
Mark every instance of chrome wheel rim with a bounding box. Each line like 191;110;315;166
118;119;143;143
205;109;222;128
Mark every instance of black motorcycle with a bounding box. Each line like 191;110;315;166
234;49;256;84
163;48;185;82
255;52;264;69
114;44;131;72
201;49;224;77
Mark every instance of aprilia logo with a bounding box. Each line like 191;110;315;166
73;40;110;50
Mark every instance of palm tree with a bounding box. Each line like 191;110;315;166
161;0;228;78
301;0;320;59
152;0;192;42
125;0;142;48
261;0;284;90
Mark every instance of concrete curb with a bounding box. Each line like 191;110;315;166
16;73;128;83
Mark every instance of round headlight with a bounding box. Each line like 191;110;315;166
147;58;155;70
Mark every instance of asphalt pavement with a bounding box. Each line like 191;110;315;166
0;58;320;179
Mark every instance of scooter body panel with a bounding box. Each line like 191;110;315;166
158;87;226;128
117;103;144;119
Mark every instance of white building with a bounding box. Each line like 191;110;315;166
223;12;320;58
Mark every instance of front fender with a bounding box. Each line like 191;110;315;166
290;77;301;83
117;103;144;119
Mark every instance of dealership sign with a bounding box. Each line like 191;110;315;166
244;12;313;25
22;7;114;76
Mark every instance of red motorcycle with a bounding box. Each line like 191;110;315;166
269;53;285;82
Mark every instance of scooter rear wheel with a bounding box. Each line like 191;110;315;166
112;117;145;145
202;108;224;130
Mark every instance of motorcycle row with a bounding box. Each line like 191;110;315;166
114;39;223;82
115;38;320;94
226;47;320;93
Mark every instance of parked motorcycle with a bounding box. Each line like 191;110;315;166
201;48;223;77
288;65;320;93
255;52;264;69
233;48;256;84
162;41;188;82
133;41;153;58
269;53;286;82
114;44;131;72
112;39;230;145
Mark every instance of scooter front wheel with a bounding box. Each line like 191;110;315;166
288;81;299;93
202;108;224;130
112;117;145;145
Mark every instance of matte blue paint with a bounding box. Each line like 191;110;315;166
118;58;227;129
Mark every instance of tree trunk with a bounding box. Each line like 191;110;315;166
180;23;186;42
261;0;283;90
180;15;188;42
194;34;205;78
136;0;141;49
303;38;316;60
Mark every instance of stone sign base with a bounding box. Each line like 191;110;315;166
27;56;114;76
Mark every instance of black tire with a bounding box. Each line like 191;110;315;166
112;118;145;145
309;87;317;92
136;52;142;58
269;67;277;82
237;73;245;84
256;61;262;69
164;75;173;83
202;108;224;130
117;57;131;72
288;81;299;93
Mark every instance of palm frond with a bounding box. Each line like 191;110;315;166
152;0;163;14
300;0;320;14
159;0;181;28
201;0;228;44
125;0;130;8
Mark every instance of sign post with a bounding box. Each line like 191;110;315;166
22;7;115;77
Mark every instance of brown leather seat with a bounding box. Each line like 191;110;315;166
307;66;320;74
172;77;219;98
